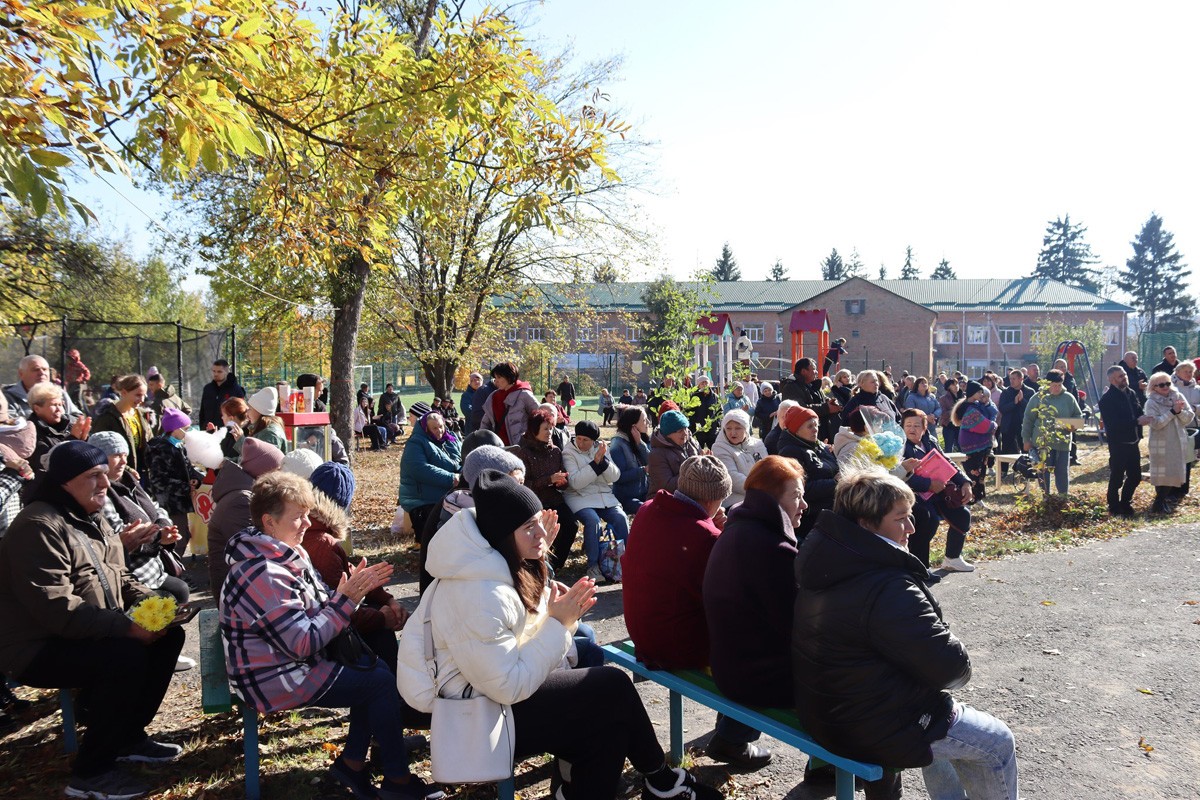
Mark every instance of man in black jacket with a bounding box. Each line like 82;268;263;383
1152;345;1180;377
199;359;245;430
1098;366;1152;517
794;471;1018;800
1116;351;1149;404
781;358;840;442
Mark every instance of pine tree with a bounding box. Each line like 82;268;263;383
820;249;845;280
768;258;788;281
930;258;956;279
711;242;741;281
1117;213;1195;333
879;264;888;280
899;245;919;279
845;248;866;279
592;262;619;283
1032;214;1100;291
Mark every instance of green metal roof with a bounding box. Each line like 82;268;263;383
515;278;1133;314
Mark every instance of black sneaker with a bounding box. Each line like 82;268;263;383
329;757;376;800
116;738;182;763
643;766;723;799
377;775;446;800
402;733;429;753
65;768;150;799
704;734;772;770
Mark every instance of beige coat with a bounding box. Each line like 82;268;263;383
1146;386;1196;487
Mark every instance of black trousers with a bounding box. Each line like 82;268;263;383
1107;443;1141;508
18;627;185;777
547;500;580;571
513;666;665;800
360;626;399;674
156;575;190;604
909;503;970;566
963;448;991;501
998;428;1022;474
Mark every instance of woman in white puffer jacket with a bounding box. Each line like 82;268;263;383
560;420;628;582
396;470;723;800
711;409;767;508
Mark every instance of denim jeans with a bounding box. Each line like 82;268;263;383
308;658;412;780
575;505;628;567
573;621;605;668
921;704;1018;800
1033;448;1070;494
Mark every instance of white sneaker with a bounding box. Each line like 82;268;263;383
941;556;975;573
174;655;197;672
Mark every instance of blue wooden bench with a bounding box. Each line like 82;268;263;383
6;680;79;754
602;639;882;800
198;608;515;800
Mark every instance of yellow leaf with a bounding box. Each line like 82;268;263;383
1040;600;1055;606
1137;688;1154;695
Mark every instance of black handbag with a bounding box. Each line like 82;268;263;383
322;627;377;671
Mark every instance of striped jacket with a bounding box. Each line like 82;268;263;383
219;527;354;714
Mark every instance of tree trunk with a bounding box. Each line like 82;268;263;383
423;357;457;400
329;251;372;446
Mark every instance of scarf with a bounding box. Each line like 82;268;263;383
418;412;455;445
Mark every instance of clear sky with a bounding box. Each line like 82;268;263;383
525;0;1200;295
72;1;1200;300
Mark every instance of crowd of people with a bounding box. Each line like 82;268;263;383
2;343;1194;800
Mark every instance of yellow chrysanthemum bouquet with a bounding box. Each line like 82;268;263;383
129;595;178;631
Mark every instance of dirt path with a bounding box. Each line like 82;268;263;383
569;522;1200;799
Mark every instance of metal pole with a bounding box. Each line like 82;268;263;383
136;335;143;374
60;316;67;384
230;324;238;375
175;321;184;400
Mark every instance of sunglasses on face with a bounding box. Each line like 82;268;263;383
1153;383;1171;388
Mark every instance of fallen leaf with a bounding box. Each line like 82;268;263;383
1184;600;1199;606
321;742;338;753
1138;736;1154;754
1042;648;1061;655
1137;688;1155;695
1040;600;1056;606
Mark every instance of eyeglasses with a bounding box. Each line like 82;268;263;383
1153;383;1171;388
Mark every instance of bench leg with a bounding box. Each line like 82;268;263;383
59;690;78;754
669;690;683;766
243;706;261;800
835;767;854;800
496;776;515;800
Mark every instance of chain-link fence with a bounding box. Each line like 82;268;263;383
3;319;231;409
1138;332;1200;367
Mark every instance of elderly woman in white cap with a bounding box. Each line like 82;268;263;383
246;386;289;452
712;409;768;509
0;440;186;800
562;420;628;582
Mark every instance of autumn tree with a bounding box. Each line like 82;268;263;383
1033;215;1100;292
1118;213;1195;333
712;242;741;281
931;258;956;279
900;246;919;279
640;276;712;381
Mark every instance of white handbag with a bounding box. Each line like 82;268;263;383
423;581;516;784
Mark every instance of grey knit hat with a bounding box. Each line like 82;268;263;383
677;455;732;503
88;431;129;457
463;445;525;487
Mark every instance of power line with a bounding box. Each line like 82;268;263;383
90;171;335;313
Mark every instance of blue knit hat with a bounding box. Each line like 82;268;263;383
311;462;356;510
658;410;689;436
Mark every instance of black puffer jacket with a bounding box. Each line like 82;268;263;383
777;433;838;538
781;377;836;441
792;510;971;768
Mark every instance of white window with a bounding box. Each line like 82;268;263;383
776;323;784;343
845;298;866;315
626;326;640;342
998;326;1022;346
935;326;959;345
745;324;764;342
578;326;595;342
504;328;518;342
601;326;619;338
1104;325;1120;346
967;326;989;345
526;327;544;342
1030;327;1045;346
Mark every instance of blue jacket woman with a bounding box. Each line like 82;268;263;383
609;409;651;515
399;412;461;536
